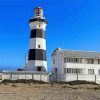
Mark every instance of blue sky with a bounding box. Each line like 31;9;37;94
0;0;100;71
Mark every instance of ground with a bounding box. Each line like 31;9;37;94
0;83;100;100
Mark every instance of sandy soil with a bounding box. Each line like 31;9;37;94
0;83;100;100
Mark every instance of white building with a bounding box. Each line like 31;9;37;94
50;48;100;83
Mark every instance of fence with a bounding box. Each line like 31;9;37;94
64;74;100;84
2;71;49;82
49;73;100;84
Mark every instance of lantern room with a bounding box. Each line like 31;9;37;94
34;7;44;19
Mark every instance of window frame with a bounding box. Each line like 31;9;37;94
98;59;100;64
65;68;83;74
53;59;55;64
88;69;94;74
38;44;40;48
87;59;94;64
64;57;82;63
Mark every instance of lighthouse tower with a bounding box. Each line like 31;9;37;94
25;7;48;72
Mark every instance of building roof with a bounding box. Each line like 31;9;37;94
52;48;100;59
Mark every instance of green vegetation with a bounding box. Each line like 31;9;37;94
1;79;46;84
56;80;97;85
0;80;98;86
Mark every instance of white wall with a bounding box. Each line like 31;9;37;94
2;71;49;82
25;60;47;71
64;74;100;84
64;63;100;75
30;38;46;50
29;21;47;30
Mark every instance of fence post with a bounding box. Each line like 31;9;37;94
95;75;96;83
18;74;19;80
77;73;78;81
40;74;41;81
25;75;26;80
32;74;34;80
11;73;12;80
76;69;78;81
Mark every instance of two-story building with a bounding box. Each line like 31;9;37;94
50;48;100;83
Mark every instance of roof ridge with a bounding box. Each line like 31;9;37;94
62;49;100;53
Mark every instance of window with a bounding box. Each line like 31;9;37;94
53;59;55;64
88;69;94;74
87;59;94;64
55;68;57;73
64;58;66;63
38;45;40;48
98;59;100;64
77;69;83;74
64;57;82;63
64;68;83;74
98;70;100;74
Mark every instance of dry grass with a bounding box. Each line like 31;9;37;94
0;80;100;100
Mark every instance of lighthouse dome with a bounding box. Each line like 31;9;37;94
34;7;42;9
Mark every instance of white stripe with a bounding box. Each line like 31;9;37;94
29;38;46;50
29;21;47;30
25;60;47;71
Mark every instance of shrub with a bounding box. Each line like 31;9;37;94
56;80;97;85
1;79;46;84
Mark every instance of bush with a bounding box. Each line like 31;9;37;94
57;80;97;85
1;79;46;84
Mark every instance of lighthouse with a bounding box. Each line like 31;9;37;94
25;7;48;72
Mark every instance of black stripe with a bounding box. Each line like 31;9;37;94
29;18;48;24
30;29;45;38
28;49;46;61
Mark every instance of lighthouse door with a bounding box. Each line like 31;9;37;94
37;67;42;71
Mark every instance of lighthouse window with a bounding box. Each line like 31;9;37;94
38;45;40;48
53;59;55;64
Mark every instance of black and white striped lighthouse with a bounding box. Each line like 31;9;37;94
25;7;48;72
